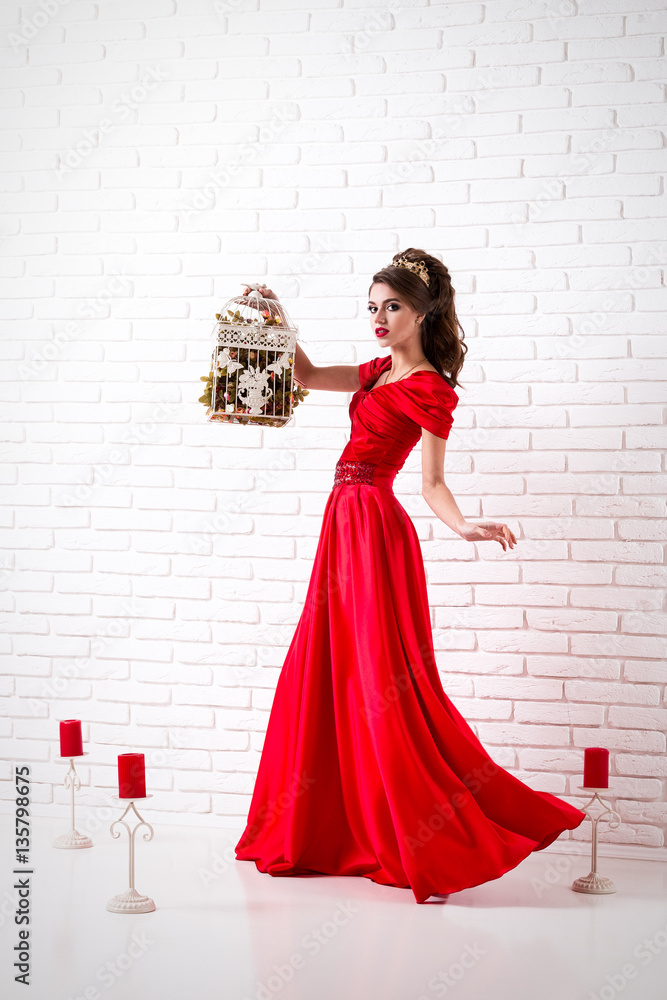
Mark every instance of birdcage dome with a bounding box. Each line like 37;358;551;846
217;283;296;345
199;282;309;427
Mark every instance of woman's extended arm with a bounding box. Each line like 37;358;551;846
241;284;361;393
294;342;360;393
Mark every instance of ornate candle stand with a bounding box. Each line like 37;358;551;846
107;794;155;913
53;753;92;850
571;786;621;894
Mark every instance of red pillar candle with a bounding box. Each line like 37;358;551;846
118;753;146;798
584;747;609;788
59;719;83;757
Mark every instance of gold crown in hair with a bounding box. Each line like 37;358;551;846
390;254;430;288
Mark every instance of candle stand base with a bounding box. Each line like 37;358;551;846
570;786;620;896
53;829;93;850
571;871;617;895
106;888;155;914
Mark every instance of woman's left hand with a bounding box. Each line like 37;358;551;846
456;521;518;551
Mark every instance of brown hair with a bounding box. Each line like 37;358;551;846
369;248;467;390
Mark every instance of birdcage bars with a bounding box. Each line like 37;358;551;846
201;284;307;428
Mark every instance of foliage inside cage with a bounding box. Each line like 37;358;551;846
199;287;309;428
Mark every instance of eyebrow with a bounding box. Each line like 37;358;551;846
368;297;401;305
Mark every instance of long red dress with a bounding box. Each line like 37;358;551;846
235;354;587;903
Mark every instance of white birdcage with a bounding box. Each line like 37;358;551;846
199;283;308;427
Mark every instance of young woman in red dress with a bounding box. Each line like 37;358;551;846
235;249;586;903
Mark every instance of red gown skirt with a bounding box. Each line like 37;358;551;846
235;356;587;903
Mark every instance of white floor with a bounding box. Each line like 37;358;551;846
1;813;666;1000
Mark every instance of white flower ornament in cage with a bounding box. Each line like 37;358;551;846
199;283;309;427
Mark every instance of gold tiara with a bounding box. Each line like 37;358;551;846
389;254;430;288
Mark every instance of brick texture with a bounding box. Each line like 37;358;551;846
2;0;665;852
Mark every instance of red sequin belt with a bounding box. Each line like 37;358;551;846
333;459;396;491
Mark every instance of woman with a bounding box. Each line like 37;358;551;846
235;249;586;903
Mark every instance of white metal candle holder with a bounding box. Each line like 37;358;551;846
53;753;92;850
571;786;621;894
106;794;156;913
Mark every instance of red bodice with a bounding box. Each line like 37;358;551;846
337;355;459;482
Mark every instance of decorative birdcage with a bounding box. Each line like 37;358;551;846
199;283;309;427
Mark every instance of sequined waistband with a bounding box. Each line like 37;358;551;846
332;459;396;491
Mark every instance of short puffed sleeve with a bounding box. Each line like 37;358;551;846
358;356;385;391
394;376;459;440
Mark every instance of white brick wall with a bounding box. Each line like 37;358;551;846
2;0;666;856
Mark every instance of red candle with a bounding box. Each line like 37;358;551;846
59;719;83;757
584;747;609;788
118;753;146;798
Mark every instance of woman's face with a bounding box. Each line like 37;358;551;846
368;282;423;347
